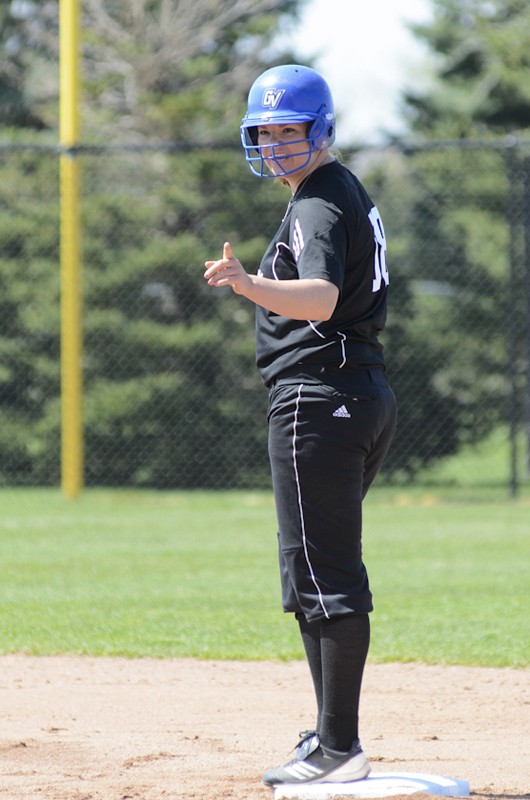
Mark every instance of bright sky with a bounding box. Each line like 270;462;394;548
274;0;434;145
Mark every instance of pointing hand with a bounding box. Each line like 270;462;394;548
204;242;251;296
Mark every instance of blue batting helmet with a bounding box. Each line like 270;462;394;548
240;64;336;177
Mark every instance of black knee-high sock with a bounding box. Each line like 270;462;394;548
296;612;323;732
319;613;370;753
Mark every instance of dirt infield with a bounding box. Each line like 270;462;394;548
0;656;528;800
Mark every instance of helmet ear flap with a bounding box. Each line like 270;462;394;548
308;116;334;150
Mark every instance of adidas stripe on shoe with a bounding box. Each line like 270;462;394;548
262;731;370;786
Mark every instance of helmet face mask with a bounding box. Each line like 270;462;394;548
240;65;336;178
242;120;318;178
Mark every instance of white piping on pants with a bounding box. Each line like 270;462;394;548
292;384;330;619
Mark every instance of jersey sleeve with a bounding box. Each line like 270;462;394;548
289;197;349;289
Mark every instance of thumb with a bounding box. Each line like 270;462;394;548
223;241;233;260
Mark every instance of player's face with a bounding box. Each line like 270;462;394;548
257;123;312;176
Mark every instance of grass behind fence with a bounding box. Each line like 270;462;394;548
0;482;528;667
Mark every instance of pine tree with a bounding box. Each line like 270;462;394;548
383;0;530;476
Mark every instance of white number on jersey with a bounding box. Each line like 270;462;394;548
368;206;389;292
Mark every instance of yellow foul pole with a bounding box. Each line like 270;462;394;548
59;0;83;498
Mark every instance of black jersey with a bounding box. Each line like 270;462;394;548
255;160;389;387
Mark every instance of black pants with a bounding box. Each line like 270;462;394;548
268;367;397;622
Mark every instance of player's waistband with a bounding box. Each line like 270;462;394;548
268;363;388;390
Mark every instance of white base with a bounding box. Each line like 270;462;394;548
273;771;470;799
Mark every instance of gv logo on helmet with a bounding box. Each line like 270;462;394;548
262;89;285;109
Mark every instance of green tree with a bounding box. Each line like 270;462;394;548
381;0;530;477
78;143;291;487
0;149;60;485
80;0;302;141
0;0;306;487
73;0;305;487
404;0;530;137
0;1;48;129
1;0;62;132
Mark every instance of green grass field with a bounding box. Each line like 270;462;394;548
0;470;528;667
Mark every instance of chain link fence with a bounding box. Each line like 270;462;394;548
1;139;529;495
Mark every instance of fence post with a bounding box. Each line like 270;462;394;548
59;0;83;498
524;157;530;479
505;141;526;498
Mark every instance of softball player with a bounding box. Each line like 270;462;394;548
204;64;397;787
